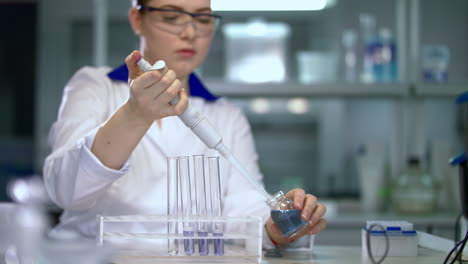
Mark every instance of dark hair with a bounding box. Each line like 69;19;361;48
137;0;149;6
135;0;151;13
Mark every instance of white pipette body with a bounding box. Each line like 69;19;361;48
136;57;271;199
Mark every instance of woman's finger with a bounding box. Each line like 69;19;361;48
308;218;328;235
173;88;189;115
154;69;177;92
155;78;182;103
131;70;165;92
310;202;326;224
301;194;318;221
285;189;305;210
125;50;144;82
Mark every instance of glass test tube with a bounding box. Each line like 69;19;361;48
178;156;195;255
166;157;179;256
193;155;209;256
208;156;224;256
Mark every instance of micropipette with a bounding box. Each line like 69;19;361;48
136;57;271;200
138;57;312;239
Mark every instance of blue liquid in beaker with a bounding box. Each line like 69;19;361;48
183;230;195;255
198;231;209;256
271;209;307;237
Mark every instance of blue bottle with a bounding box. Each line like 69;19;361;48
375;28;397;83
267;191;308;238
359;14;378;83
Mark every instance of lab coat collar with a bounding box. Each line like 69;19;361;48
450;152;467;166
456;91;468;104
107;64;219;102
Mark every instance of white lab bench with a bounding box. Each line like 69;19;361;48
263;246;446;264
0;244;448;264
315;205;457;246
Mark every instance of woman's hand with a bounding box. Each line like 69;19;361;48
265;188;327;247
123;50;189;126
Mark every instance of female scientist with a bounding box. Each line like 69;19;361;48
43;0;327;248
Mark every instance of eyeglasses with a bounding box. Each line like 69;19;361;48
137;5;222;37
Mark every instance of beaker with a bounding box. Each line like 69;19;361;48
193;155;209;256
267;191;307;238
166;157;179;256
208;156;224;256
392;157;435;214
178;156;195;255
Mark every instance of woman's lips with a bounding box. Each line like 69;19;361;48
176;49;196;58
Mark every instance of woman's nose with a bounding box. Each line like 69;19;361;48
179;21;197;39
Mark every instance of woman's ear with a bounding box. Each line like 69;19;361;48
128;8;142;35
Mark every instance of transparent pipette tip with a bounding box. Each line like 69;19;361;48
215;142;272;200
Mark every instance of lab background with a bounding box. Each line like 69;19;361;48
1;0;467;246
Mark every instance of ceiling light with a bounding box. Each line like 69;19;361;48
212;0;331;11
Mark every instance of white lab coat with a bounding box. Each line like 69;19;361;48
43;66;273;247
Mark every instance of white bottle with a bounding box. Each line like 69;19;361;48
342;29;357;83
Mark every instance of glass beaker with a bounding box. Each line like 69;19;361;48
392;157;435;214
267;191;307;238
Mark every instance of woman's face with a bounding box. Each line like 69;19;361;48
134;0;214;80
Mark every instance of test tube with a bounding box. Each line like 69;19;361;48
166;157;179;256
193;155;209;256
208;156;224;256
178;156;195;256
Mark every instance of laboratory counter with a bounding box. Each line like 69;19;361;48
1;246;449;264
263;245;447;264
316;200;457;246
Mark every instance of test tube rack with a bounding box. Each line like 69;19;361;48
97;215;263;264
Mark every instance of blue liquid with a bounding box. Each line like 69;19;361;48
183;230;194;255
271;209;307;237
365;39;397;83
213;232;224;256
198;231;209;256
